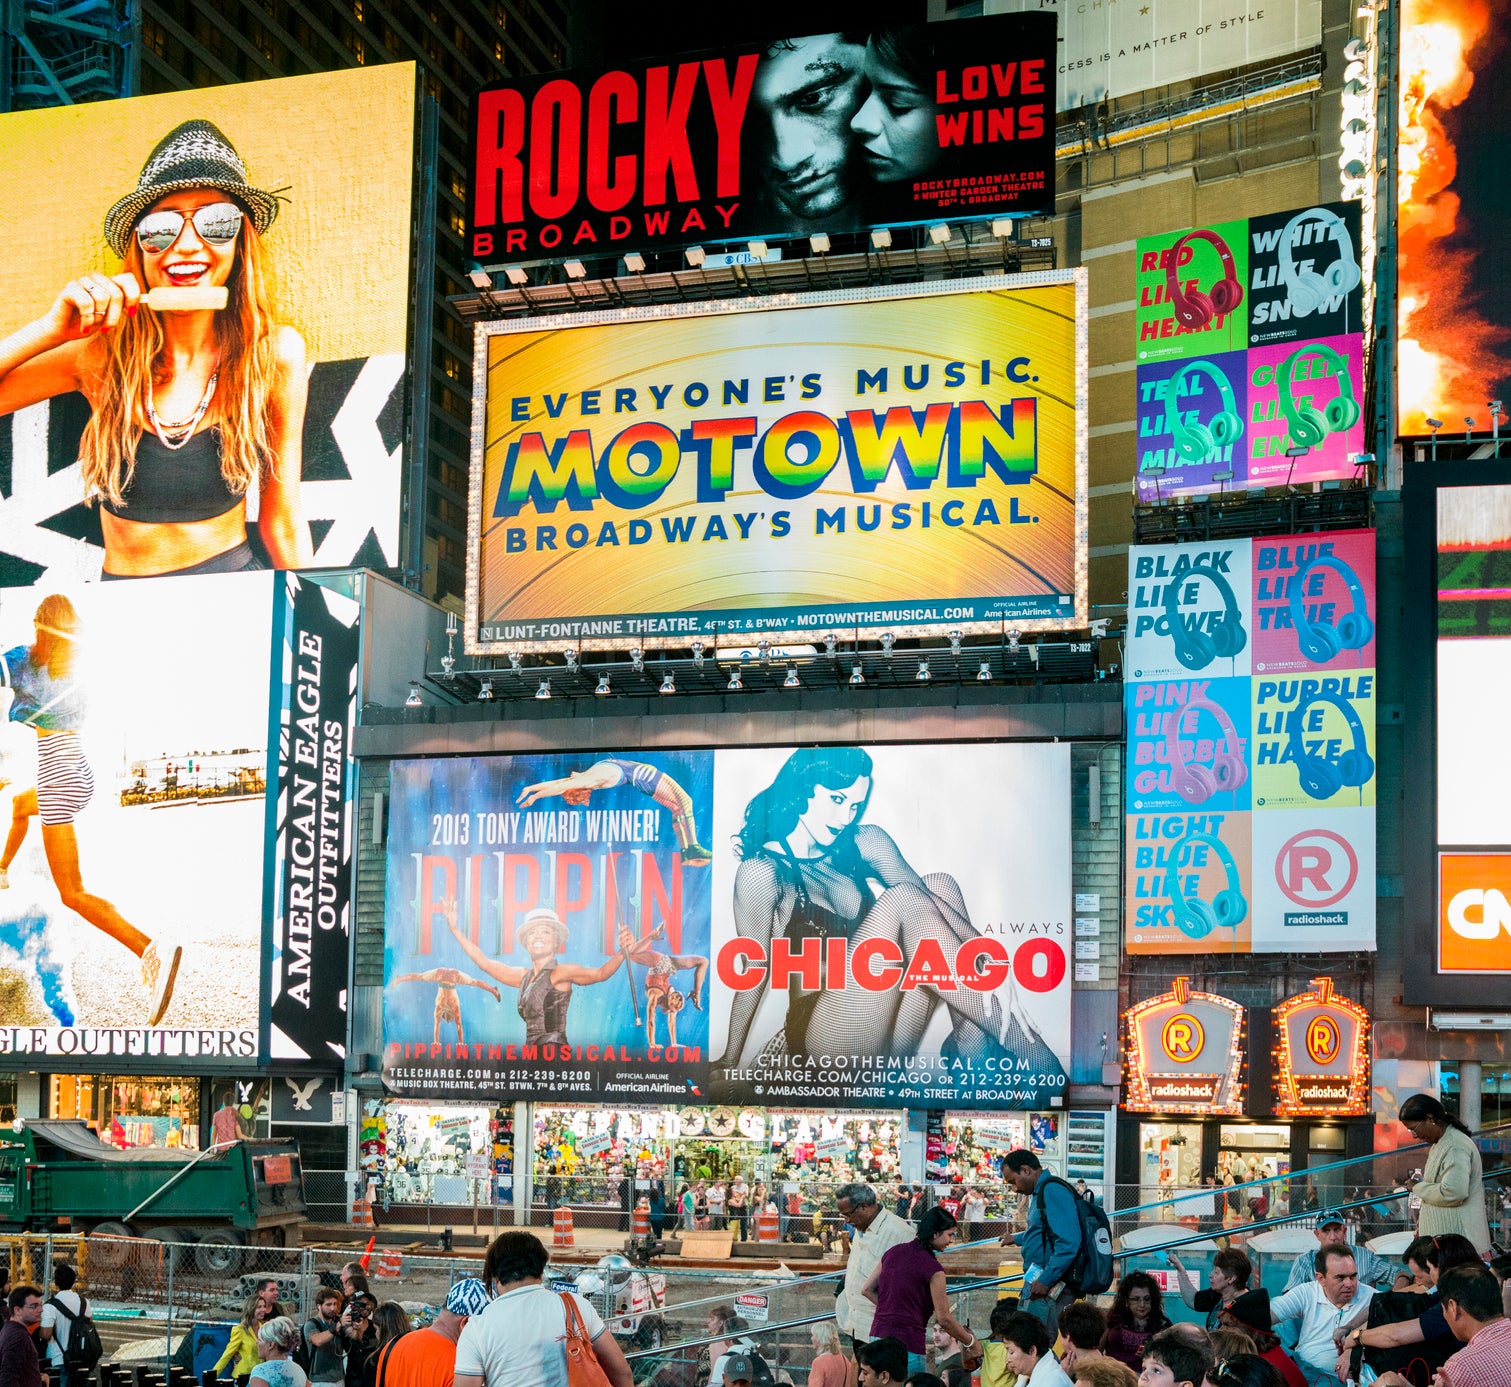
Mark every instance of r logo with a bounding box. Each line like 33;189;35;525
1275;830;1359;908
1305;1014;1341;1064
1161;1012;1205;1063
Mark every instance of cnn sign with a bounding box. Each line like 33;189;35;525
1439;853;1511;973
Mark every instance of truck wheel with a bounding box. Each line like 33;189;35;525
87;1222;136;1274
194;1230;248;1277
152;1228;196;1271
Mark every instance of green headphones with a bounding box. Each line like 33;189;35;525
1277;344;1360;451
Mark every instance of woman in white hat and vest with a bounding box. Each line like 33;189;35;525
0;118;312;577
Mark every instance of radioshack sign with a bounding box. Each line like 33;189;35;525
1273;976;1370;1117
1125;976;1246;1115
1439;854;1511;974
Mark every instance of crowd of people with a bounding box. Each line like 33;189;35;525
0;1094;1504;1387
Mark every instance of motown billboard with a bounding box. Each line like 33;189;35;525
466;273;1087;653
467;14;1056;264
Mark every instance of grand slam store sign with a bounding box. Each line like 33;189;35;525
466;274;1087;653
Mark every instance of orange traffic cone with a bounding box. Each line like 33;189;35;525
553;1206;575;1247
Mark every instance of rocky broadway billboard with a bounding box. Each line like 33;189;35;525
467;15;1056;263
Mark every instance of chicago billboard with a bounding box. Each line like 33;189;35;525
467;15;1056;263
467;273;1087;653
1134;203;1365;498
1125;531;1377;954
0;66;416;585
382;743;1072;1109
1404;466;1511;1003
0;571;358;1066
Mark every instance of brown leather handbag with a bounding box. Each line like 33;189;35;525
560;1292;613;1387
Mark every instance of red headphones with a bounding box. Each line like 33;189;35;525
1165;229;1245;329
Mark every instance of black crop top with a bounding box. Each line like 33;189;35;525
102;427;242;523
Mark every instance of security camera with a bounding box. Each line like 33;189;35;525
1427;418;1444;430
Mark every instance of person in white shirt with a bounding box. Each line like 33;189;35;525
39;1264;83;1387
835;1183;914;1351
1001;1310;1073;1387
709;1182;727;1231
453;1231;633;1387
1269;1246;1374;1387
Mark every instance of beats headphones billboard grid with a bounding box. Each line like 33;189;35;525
1134;202;1365;499
1125;530;1377;955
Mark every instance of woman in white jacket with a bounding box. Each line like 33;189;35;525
1400;1092;1492;1254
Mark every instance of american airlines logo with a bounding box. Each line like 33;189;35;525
1439;854;1511;973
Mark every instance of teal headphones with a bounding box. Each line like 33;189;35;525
1278;344;1360;451
1164;360;1243;464
1162;829;1248;939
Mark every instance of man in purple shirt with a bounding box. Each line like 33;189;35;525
0;1287;47;1387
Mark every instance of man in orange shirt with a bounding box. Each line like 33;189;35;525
373;1280;490;1387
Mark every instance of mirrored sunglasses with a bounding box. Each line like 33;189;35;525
136;202;244;253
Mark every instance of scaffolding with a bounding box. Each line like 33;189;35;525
1;0;137;111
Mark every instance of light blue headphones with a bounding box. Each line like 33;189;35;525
1162;829;1248;939
1286;555;1374;663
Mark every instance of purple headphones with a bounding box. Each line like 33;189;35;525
1164;695;1248;804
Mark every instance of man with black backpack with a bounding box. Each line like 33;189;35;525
40;1266;100;1387
999;1150;1113;1330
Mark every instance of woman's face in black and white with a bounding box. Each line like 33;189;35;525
797;777;869;847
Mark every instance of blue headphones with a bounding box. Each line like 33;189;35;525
1159;565;1248;670
1162;829;1248;939
1286;555;1374;664
1164;361;1243;464
1286;690;1375;800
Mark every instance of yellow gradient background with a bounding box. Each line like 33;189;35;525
0;64;415;362
477;283;1081;631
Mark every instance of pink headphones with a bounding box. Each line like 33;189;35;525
1164;694;1248;804
1165;229;1245;329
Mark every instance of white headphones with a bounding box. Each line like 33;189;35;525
1278;207;1361;316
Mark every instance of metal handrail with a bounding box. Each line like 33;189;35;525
623;1133;1511;1362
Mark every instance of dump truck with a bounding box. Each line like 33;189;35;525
0;1120;307;1273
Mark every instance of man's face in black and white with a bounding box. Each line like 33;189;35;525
751;34;867;225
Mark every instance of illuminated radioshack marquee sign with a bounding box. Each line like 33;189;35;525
1272;976;1370;1117
1125;975;1246;1115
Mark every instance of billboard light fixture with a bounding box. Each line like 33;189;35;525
508;652;523;673
809;232;831;254
880;633;895;656
623;252;646;273
691;640;706;666
929;223;951;245
871;228;892;249
783;665;801;688
977;661;992;683
467;267;492;290
823;633;837;656
991;219;1014;239
685;244;706;266
949;630;963;654
564;259;587;279
630;646;645;672
916;659;931;682
595;674;611;696
504;265;529;286
849;663;865;686
405;681;422;707
534;679;551;700
747;239;768;258
659;672;676;695
1008;629;1021;652
727;669;743;691
477;680;494;701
